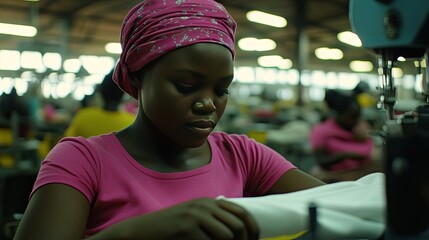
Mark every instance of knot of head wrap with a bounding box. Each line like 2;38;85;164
113;0;237;99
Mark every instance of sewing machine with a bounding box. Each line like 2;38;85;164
349;0;429;239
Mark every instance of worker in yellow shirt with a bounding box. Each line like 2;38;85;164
64;70;135;138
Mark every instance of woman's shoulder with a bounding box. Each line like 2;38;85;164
55;133;117;153
43;133;121;171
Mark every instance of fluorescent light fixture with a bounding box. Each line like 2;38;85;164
14;78;29;96
257;55;292;69
337;31;362;47
414;59;426;68
338;73;360;89
72;86;87;101
0;23;37;37
80;55;115;74
56;81;73;98
48;72;59;82
21;71;36;81
315;47;343;60
62;73;76;83
235;67;255;83
83;74;105;85
41;78;52;98
105;42;122;54
392;67;403;78
21;51;45;72
0;77;14;95
0;50;21;70
277;59;293;69
43;52;62;71
63;58;81;73
238;37;276;51
349;60;373;72
246;10;287;28
397;56;406;62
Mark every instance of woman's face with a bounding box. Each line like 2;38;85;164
337;102;361;131
138;43;234;147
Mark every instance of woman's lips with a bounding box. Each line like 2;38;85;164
186;120;215;134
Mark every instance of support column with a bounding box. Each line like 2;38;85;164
295;0;309;106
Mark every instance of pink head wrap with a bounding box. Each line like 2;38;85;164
113;0;237;99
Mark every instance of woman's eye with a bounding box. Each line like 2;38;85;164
175;83;196;94
215;88;230;97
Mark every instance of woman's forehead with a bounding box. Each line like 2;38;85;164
153;43;234;73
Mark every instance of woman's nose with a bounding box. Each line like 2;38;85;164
192;98;216;113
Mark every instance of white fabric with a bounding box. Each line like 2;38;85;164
222;172;386;239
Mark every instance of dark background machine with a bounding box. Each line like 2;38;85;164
350;0;429;239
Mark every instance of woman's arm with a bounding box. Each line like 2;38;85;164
14;184;90;240
266;168;326;194
86;198;259;240
313;147;365;169
14;184;260;240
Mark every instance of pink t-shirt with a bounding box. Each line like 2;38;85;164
309;118;373;171
32;131;295;236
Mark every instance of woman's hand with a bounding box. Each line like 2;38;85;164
88;197;260;240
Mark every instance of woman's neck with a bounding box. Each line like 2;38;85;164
115;111;211;172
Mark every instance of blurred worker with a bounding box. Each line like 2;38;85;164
64;70;135;138
0;87;37;167
352;81;380;128
309;89;383;182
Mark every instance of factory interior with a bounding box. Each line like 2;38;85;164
0;0;428;239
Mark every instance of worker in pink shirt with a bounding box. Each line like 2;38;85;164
309;90;383;182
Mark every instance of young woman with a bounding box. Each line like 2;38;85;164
14;1;325;239
309;90;383;182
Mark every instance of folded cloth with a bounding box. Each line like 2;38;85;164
221;172;386;240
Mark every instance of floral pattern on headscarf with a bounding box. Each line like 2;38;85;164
113;0;237;99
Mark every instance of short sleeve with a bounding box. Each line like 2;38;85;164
31;137;100;204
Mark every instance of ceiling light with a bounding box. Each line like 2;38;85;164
56;81;73;98
337;31;362;47
349;60;373;72
414;59;426;68
257;55;292;69
246;10;287;28
0;23;37;37
43;52;62;71
234;67;255;83
62;73;76;83
392;67;403;78
315;47;343;60
79;55;115;74
238;37;276;51
0;78;14;95
397;56;406;62
14;78;28;96
63;59;81;73
278;59;293;69
105;42;122;54
0;50;21;71
21;51;45;71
